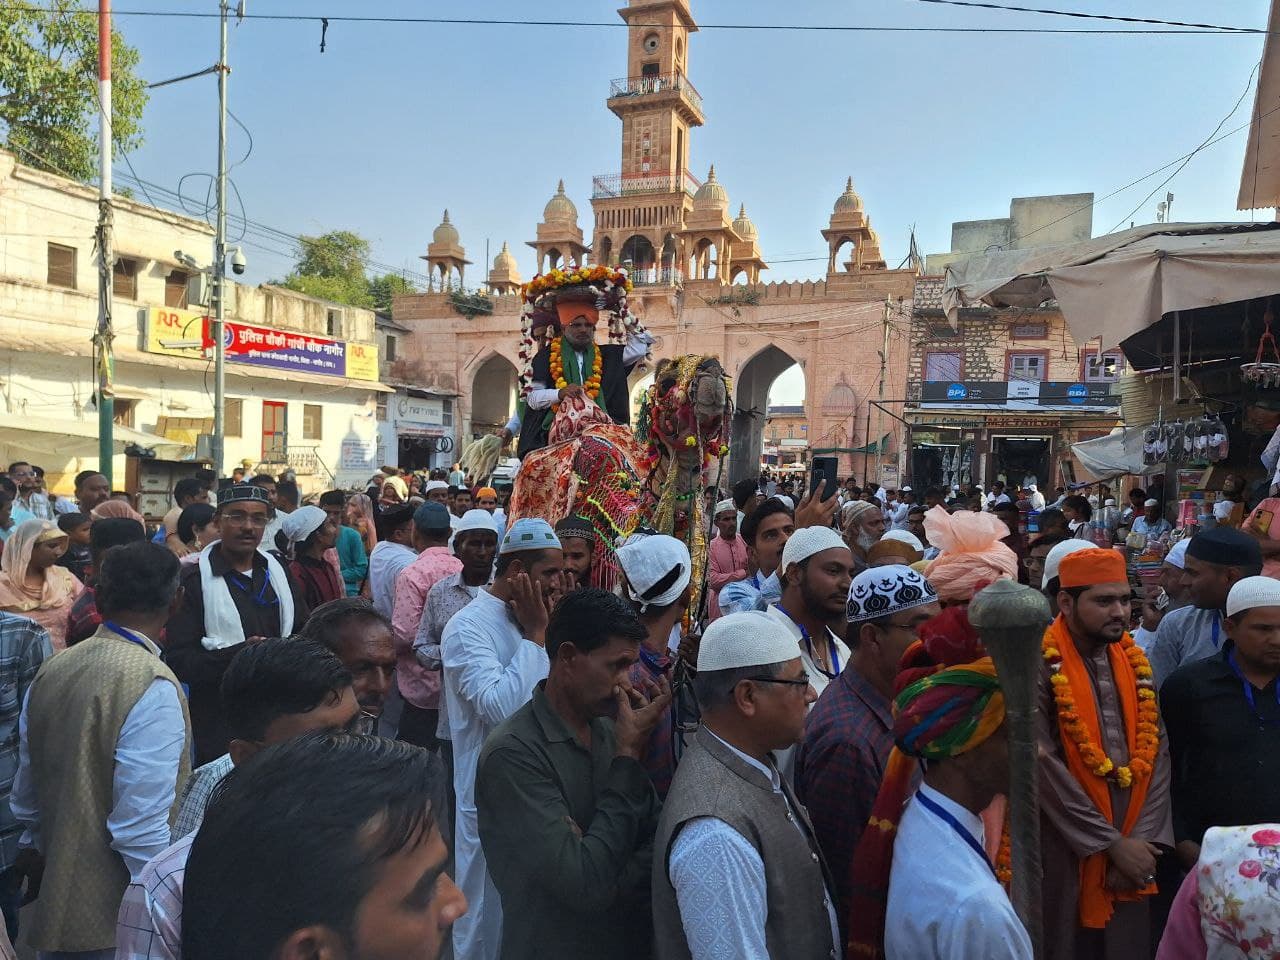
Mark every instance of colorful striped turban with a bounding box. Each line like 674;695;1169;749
847;605;1006;959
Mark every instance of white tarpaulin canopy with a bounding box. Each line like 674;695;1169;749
943;222;1280;350
0;417;194;461
1070;428;1152;479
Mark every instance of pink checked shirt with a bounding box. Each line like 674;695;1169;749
707;533;748;621
392;547;462;709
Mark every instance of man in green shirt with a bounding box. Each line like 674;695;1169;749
475;587;671;960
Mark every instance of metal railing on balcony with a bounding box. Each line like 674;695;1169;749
591;170;702;199
608;72;703;114
628;265;685;287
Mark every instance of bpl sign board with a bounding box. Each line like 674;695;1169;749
146;307;379;381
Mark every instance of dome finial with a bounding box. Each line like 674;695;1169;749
556;179;565;194
707;164;717;182
738;203;747;218
845;176;853;191
442;209;451;223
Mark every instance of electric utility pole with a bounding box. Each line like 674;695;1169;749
94;0;115;482
210;0;230;477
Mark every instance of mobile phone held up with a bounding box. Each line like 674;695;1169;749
810;456;838;500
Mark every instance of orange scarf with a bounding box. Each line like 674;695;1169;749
1044;615;1157;928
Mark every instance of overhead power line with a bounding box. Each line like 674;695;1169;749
906;0;1261;34
5;4;1271;35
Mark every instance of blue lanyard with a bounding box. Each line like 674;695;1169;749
1227;648;1280;723
104;620;151;651
775;603;840;678
1211;611;1221;649
226;568;277;608
915;789;997;878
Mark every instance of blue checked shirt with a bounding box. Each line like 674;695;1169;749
170;753;233;844
0;614;53;869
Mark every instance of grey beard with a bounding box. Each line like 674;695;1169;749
856;530;877;553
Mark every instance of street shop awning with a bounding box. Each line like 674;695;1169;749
1070;428;1151;479
816;434;891;456
1239;0;1280;210
0;416;194;460
942;222;1280;349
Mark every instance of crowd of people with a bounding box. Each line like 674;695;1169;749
0;455;1274;960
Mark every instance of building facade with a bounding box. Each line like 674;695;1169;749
394;0;919;484
905;274;1123;492
0;151;386;500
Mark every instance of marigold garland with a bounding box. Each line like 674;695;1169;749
549;337;603;412
1043;634;1158;788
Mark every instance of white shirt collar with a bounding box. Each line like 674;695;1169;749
916;782;985;845
704;727;781;791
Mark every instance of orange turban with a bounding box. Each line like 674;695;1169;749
555;300;599;329
475;487;497;499
1058;547;1128;588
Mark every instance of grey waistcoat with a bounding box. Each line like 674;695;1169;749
651;727;838;960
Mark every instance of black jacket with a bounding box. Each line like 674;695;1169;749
517;341;633;458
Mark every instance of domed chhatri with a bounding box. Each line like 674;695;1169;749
433;209;460;246
732;204;757;240
543;180;578;223
693;164;729;212
493;241;518;273
834;176;863;213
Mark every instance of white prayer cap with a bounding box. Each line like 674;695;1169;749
1164;538;1190;569
1226;576;1280;618
901;485;912;492
780;526;847;578
617;534;691;612
1042;538;1096;589
1104;498;1116;506
499;518;560;555
714;499;736;516
1213;500;1234;521
843;500;878;523
280;505;327;544
846;564;938;624
881;529;925;553
772;495;795;510
424;480;449;493
698;611;802;673
1144;499;1159;507
454;508;498;537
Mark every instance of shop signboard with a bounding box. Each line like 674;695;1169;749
340;438;377;471
145;307;380;381
921;379;1117;410
396;395;446;426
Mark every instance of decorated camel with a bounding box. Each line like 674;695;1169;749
460;265;732;616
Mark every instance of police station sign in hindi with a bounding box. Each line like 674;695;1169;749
146;307;378;381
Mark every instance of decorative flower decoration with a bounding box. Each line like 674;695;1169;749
1043;633;1159;788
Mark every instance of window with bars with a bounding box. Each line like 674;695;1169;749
262;401;287;461
47;243;76;289
1083;350;1124;382
924;351;963;381
303;404;323;440
1007;352;1048;382
112;259;139;300
375;395;388;422
165;269;190;308
385;335;397;362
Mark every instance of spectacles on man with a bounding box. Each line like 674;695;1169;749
747;672;811;688
220;511;271;527
1023;556;1046;569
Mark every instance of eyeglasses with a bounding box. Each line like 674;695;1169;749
1022;557;1046;569
747;672;811;688
220;511;271;527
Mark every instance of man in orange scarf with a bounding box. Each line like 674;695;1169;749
1038;547;1172;960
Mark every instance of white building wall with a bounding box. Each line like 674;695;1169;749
0;150;385;496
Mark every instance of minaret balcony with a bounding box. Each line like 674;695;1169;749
607;72;704;124
591;170;702;200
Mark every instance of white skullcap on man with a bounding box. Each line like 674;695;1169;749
843;500;878;524
616;534;691;612
280;505;326;544
714;498;735;517
1164;538;1190;569
1042;538;1097;589
698;611;803;672
881;529;925;553
846;563;938;624
1144;498;1159;508
1213;500;1234;521
1226;576;1280;618
779;526;847;578
772;495;795;511
454;508;499;536
424;480;448;493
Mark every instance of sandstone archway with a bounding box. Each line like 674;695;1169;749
469;353;519;440
730;344;802;484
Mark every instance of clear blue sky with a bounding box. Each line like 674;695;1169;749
109;0;1274;401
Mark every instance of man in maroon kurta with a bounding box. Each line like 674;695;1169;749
1037;548;1172;960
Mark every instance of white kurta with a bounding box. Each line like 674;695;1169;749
441;588;549;960
885;784;1032;960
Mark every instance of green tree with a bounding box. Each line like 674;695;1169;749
368;272;417;313
278;230;375;307
0;1;149;184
